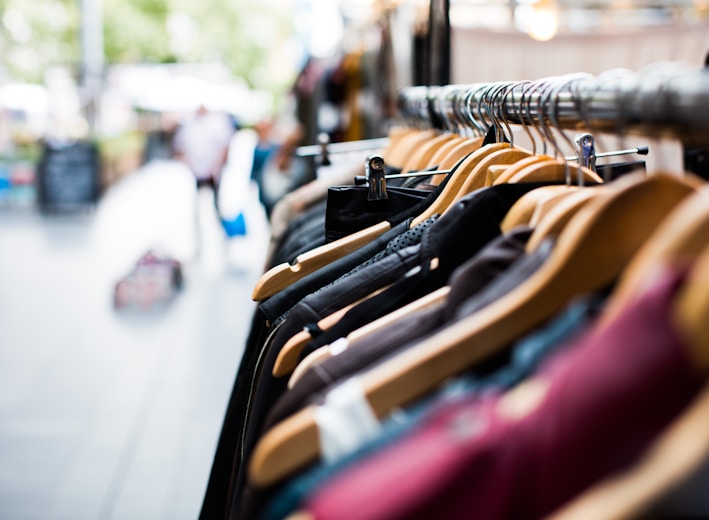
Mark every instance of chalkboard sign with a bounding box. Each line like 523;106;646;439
37;140;100;212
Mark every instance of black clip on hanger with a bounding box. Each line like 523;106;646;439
366;154;388;201
354;154;452;195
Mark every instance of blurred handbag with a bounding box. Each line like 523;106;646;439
113;250;183;311
221;210;248;237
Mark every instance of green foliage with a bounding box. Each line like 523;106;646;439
103;0;171;64
165;0;291;88
0;0;80;82
0;0;293;88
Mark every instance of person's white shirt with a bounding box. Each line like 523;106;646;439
174;107;234;180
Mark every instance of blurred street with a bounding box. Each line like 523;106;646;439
0;159;269;520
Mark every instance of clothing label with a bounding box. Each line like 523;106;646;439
314;378;381;463
329;337;349;356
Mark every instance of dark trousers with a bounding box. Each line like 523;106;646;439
196;175;219;210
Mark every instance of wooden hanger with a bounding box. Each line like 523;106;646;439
492;155;554;185
528;187;584;227
524;188;606;253
669;235;709;372
286;286;452;387
273;312;352;378
248;173;697;487
496;155;605;234
503;159;602;185
424;135;467;170
441;155;599;227
378;126;416;162
400;133;459;174
272;285;391;377
500;185;578;232
286;512;313;520
427;136;484;185
382;129;436;169
484;164;510;185
409;142;511;227
288;347;334;389
599;179;709;329
252;221;392;300
448;146;535;199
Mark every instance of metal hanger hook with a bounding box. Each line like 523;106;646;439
465;83;491;136
528;76;559;157
478;82;500;136
438;85;459;133
482;81;510;142
548;74;594;185
449;85;474;135
520;78;550;156
516;80;539;155
495;81;520;147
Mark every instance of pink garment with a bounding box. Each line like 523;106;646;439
304;267;703;520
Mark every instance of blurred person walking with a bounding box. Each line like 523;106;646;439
173;104;236;257
173;104;235;209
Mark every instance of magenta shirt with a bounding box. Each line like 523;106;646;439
304;267;704;520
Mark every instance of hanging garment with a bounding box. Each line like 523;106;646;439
271;182;434;267
201;166;451;520
265;217;440;366
259;293;605;520
324;184;435;243
266;164;356;267
246;173;697;501
234;177;587;519
262;225;535;430
222;182;548;520
269;199;329;268
290;183;566;363
299;268;704;520
205;171;599;520
293;232;556;387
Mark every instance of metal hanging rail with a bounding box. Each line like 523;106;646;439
295;137;391;158
397;66;709;144
295;65;709;162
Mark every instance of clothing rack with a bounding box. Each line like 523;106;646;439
295;67;709;164
295;137;391;158
397;67;709;144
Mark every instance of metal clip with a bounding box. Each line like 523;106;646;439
575;133;596;172
565;145;649;162
366;154;388;201
318;133;331;167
